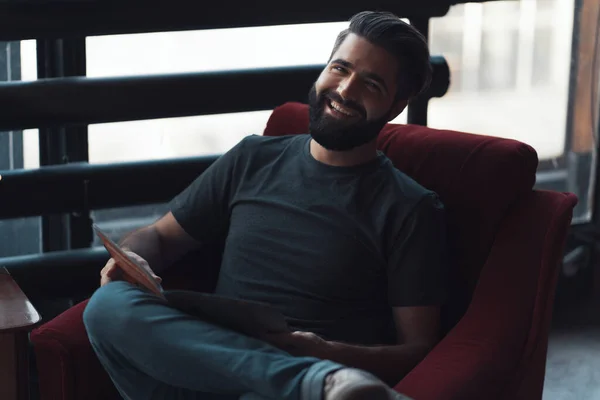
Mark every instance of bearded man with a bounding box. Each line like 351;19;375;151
83;10;448;400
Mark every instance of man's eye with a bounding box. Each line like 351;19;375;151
332;66;346;73
366;81;380;91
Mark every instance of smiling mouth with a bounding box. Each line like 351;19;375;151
326;99;360;118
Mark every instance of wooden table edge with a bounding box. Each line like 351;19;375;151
0;266;41;332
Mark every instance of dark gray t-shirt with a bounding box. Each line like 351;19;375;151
170;134;448;345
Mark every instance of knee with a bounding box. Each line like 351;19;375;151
83;281;140;341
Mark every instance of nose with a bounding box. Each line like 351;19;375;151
336;75;360;102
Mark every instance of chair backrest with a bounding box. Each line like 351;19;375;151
263;102;539;295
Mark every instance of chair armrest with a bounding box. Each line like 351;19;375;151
30;299;120;400
394;191;577;400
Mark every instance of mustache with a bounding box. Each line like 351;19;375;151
321;90;366;118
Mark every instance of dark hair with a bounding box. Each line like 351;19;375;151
329;11;432;101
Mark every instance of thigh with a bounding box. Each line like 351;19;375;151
85;282;327;399
103;359;239;400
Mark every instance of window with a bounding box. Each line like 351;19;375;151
86;5;596;232
428;0;599;223
86;22;406;234
85;22;408;234
85;22;409;164
92;204;169;244
19;39;40;169
428;0;574;161
0;40;41;258
87;111;273;164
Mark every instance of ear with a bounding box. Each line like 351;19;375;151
387;100;408;122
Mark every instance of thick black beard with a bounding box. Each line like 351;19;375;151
308;85;389;151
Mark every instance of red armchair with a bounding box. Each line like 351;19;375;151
30;102;578;400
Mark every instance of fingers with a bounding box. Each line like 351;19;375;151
100;272;111;287
122;251;162;284
100;259;123;286
100;265;116;286
100;257;162;287
100;258;112;276
291;331;320;340
100;258;116;276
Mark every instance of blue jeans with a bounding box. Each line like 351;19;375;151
83;282;345;400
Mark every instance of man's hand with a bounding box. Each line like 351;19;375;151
264;331;333;359
266;321;438;385
100;251;162;287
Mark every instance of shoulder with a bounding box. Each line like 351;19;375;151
236;133;305;150
232;134;307;163
380;161;444;211
223;134;308;180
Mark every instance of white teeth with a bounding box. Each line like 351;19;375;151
329;100;357;117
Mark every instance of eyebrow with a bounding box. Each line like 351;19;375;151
330;58;390;94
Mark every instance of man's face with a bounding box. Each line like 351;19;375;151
309;33;405;151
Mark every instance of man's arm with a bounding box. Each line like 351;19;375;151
116;136;252;273
267;306;441;385
324;306;441;385
119;212;203;274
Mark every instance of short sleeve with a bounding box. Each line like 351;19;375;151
169;137;248;243
387;193;449;307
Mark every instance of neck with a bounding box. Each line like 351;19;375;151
309;139;378;167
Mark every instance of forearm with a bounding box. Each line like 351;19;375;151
119;226;168;273
326;341;432;386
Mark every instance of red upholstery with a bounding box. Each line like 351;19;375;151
30;102;578;400
31;299;117;400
